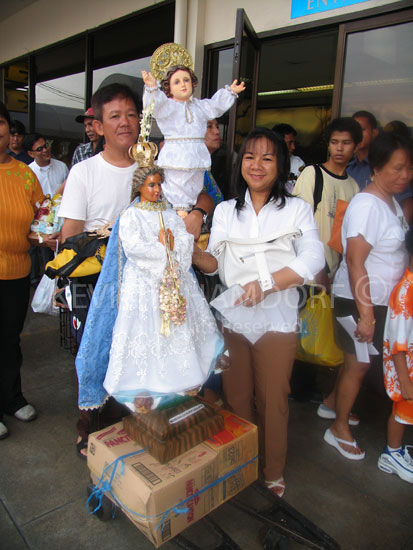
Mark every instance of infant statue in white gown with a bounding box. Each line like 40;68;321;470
142;53;245;213
103;165;224;413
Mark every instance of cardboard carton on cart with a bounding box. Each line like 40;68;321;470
87;409;258;547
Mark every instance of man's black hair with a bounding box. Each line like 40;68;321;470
10;119;26;135
272;123;297;137
91;83;141;121
352;110;378;130
23;133;45;152
325;117;362;146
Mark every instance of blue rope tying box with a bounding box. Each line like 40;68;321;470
86;415;258;546
87;449;258;534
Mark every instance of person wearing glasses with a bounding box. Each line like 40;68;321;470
24;134;68;198
23;134;68;280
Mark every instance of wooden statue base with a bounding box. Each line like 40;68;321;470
122;397;224;463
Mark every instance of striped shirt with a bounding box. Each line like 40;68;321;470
0;157;43;279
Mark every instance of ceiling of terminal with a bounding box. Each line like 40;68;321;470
0;0;37;22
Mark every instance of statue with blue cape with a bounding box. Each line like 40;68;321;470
75;164;224;414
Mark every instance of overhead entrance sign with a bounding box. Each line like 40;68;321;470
291;0;371;19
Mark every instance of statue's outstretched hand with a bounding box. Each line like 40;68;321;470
230;80;246;94
142;70;157;88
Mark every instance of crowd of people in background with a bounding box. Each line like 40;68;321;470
0;80;412;497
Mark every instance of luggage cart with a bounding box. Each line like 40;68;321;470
87;478;340;550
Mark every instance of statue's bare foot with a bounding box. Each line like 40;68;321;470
215;351;231;373
133;394;154;414
185;386;201;397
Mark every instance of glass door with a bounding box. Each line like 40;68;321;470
332;9;413;130
226;8;261;181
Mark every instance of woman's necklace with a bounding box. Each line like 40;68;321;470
135;199;167;212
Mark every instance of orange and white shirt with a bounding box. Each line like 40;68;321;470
383;268;413;425
0;157;43;279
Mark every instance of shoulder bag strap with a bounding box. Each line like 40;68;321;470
312;164;324;214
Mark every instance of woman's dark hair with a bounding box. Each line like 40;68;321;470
0;101;11;128
405;227;413;256
325;117;363;146
383;120;411;140
369;132;413;175
161;65;198;98
233;127;291;213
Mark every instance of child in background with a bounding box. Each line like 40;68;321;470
379;227;413;483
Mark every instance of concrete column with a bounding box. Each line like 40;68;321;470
186;0;205;97
174;0;188;47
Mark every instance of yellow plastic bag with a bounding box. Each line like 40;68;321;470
296;291;343;367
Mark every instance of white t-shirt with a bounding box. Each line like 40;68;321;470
290;155;305;179
29;158;68;197
208;191;325;339
332;193;409;305
59;153;137;231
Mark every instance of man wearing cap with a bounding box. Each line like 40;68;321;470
71;107;100;167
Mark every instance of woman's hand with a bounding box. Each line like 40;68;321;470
230;80;246;95
28;231;60;250
235;280;269;307
354;317;375;343
158;228;174;250
142;70;157;88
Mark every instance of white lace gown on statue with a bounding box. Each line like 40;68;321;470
103;204;222;409
143;86;236;208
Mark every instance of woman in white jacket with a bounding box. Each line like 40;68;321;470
192;127;324;497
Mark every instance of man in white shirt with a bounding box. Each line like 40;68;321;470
272;123;305;191
59;82;214;457
24;134;68;196
23;133;68;278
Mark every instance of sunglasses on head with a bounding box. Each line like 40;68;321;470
31;143;49;152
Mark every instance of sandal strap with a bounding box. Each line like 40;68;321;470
335;435;357;448
265;478;285;489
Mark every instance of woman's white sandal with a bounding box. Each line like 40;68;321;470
324;428;365;460
265;478;286;498
317;404;360;426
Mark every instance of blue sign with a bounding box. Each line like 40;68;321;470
291;0;371;19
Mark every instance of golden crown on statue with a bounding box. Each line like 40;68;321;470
150;43;194;82
129;137;158;168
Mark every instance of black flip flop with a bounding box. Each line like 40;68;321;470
76;438;88;459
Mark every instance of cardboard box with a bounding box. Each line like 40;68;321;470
87;410;258;547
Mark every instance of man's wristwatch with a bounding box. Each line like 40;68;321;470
191;207;208;225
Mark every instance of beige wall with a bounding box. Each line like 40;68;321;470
0;0;160;64
203;0;402;45
0;0;404;65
